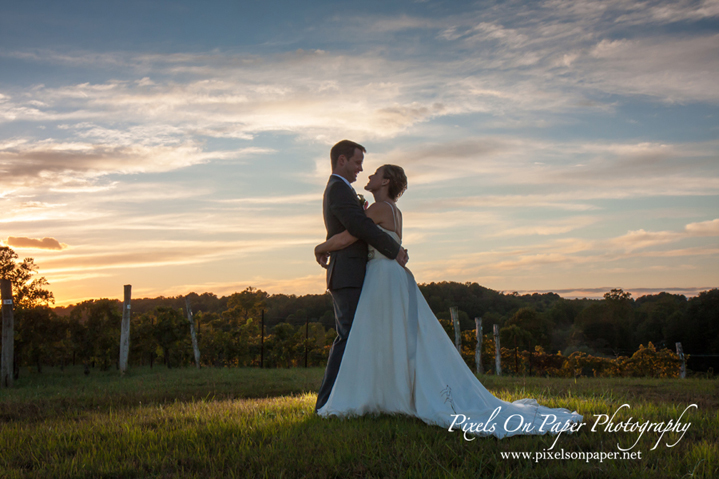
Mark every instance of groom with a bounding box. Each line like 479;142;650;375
314;139;408;412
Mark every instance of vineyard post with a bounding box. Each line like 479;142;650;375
185;297;201;368
304;317;309;368
450;307;461;353
260;309;265;368
475;317;483;374
119;284;131;375
493;324;501;376
1;279;14;388
676;342;686;379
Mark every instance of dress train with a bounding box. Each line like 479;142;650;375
317;227;582;438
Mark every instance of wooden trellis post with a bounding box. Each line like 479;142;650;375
493;324;501;376
185;297;201;369
475;317;483;374
1;279;14;388
119;285;131;374
450;307;461;354
676;342;686;379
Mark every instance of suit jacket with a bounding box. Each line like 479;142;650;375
324;175;401;290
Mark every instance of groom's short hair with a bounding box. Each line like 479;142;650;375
331;140;366;170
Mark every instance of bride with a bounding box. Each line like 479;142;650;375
313;165;582;438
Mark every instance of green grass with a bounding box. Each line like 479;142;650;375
1;366;717;478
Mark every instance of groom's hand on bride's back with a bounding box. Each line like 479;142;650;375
396;248;408;267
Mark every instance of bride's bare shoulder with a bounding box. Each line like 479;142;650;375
365;201;393;226
366;201;390;213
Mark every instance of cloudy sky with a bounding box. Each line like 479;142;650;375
1;0;717;305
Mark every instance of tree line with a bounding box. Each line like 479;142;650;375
1;246;717;376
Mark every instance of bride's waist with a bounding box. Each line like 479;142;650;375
367;249;395;262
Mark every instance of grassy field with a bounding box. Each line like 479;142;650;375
0;366;717;478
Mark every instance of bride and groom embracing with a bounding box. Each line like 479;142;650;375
313;140;582;438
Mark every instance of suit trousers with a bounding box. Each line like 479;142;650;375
315;286;362;411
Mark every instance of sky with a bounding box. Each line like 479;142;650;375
0;0;718;306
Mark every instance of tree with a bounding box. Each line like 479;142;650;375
0;246;54;309
634;293;687;348
150;307;188;368
604;288;632;303
1;246;56;379
266;322;300;368
683;289;719;356
500;324;533;374
225;287;268;323
69;299;121;371
132;312;159;367
14;306;60;373
602;288;635;353
500;324;533;351
505;307;552;350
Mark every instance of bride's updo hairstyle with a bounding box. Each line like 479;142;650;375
382;164;407;201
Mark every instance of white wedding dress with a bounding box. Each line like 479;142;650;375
317;215;583;438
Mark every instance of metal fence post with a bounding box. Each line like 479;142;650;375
493;324;501;376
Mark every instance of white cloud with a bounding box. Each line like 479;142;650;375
685;218;719;236
39;237;318;274
373;137;719;200
0;137;271;187
609;229;682;252
497;216;598;237
577;34;719;103
409;218;719;282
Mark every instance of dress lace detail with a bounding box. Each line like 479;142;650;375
368;225;400;261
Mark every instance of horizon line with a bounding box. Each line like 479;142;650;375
49;285;718;307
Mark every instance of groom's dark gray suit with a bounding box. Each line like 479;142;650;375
315;174;401;411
